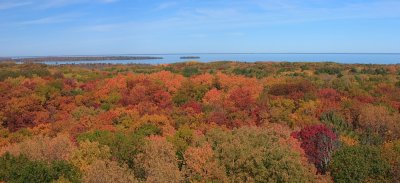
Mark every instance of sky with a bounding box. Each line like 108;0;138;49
0;0;400;56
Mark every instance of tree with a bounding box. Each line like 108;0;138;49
330;145;391;183
181;101;202;114
172;80;208;106
292;125;338;174
190;73;214;87
149;71;184;93
77;128;157;169
291;100;320;127
269;98;295;127
136;136;183;183
0;134;75;162
0;153;81;183
182;67;199;77
184;143;227;182
2;94;48;131
358;104;400;143
228;87;254;112
205;127;317;182
207;110;229;127
84;160;138;183
318;88;341;114
382;140;400;183
268;79;316;100
121;76;172;112
70;141;111;171
320;111;354;137
202;88;223;106
167;125;193;169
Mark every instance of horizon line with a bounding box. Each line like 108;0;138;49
4;52;400;58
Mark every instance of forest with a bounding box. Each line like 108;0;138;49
0;61;399;183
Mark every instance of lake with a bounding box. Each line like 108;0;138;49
34;53;400;65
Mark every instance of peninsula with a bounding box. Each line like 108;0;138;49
10;56;163;63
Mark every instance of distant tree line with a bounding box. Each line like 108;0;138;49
12;56;163;62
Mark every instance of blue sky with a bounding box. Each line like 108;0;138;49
0;0;400;56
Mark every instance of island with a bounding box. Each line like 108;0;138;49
10;56;163;63
180;56;200;59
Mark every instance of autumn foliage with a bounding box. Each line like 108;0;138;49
0;61;399;182
292;125;338;174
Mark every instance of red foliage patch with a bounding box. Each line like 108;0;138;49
292;125;338;174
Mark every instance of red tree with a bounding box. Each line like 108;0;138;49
182;101;202;114
291;125;338;174
228;87;254;112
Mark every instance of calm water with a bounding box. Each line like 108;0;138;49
32;53;400;65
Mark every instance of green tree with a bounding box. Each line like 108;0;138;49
172;81;208;106
167;125;193;169
330;145;391;183
0;153;81;183
77;124;161;169
205;127;316;182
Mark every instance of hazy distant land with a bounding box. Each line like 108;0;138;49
8;56;163;63
1;53;399;64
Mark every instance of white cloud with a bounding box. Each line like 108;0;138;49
155;2;177;10
73;0;400;34
7;0;399;34
0;1;31;10
15;13;83;26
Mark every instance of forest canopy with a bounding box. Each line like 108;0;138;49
0;61;400;183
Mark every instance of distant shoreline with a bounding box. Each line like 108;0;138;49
8;56;163;62
0;53;398;65
3;53;400;58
